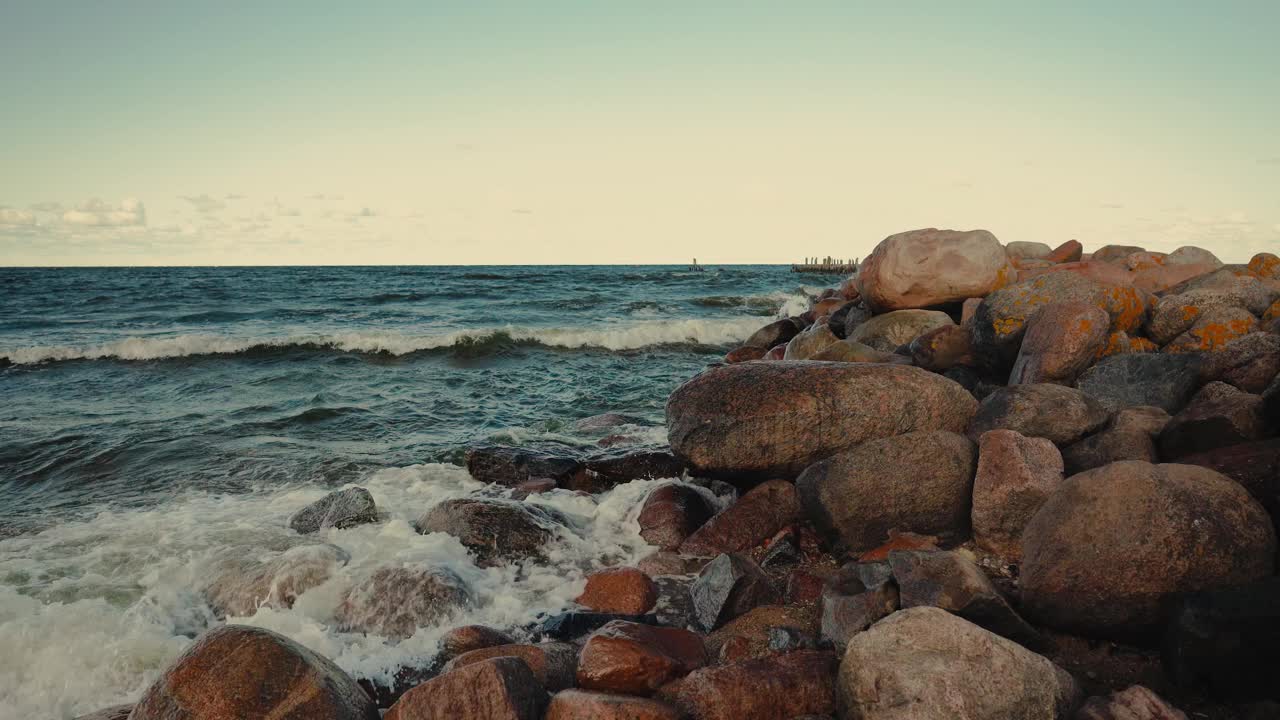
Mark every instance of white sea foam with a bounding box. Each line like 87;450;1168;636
0;464;675;719
1;317;768;365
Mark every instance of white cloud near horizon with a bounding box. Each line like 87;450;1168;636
0;208;37;226
61;198;146;227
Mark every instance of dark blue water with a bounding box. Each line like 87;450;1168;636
0;265;813;527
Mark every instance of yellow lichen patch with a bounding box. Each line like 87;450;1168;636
1095;332;1158;359
1103;287;1147;332
992;316;1023;338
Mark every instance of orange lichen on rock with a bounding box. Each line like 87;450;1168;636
1095;332;1158;359
1101;286;1150;333
1262;299;1280;324
1247;252;1280;280
1165;314;1259;353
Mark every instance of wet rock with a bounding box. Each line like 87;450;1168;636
1076;685;1188;720
797;431;976;554
545;690;682;720
888;549;1043;648
783;322;840;360
744;318;804;350
759;527;799;567
665;362;977;480
1021;461;1277;641
811;297;845;318
1199;332;1280;392
679;479;799;557
1157;382;1267;459
637;483;715;551
576;620;707;695
657;650;838;720
465;446;584;487
762;345;787;360
415;498;568;568
360;663;446;709
1007;241;1053;260
847;309;955;353
971;429;1063;560
203;543;349;617
540;611;658;641
576;567;658;616
1060;406;1168;475
1177;438;1280;538
838;607;1080;720
1162;578;1280;702
856;228;1014;311
1009;302;1109;385
820;562;899;651
130;625;379;720
443;643;577;692
1075;353;1204;413
336;565;476;639
690;553;779;631
384;656;547;720
807;338;909;363
636;550;709;577
571;448;686;492
705;604;818;661
967;384;1109;446
71;705;132;720
909;324;974;371
724;345;766;363
1045;239;1084;264
574;413;648;432
289;486;378;534
440;625;517;660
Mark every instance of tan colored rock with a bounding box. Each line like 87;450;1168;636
680;479;799;557
657;650;837;720
384;656;547;720
1009;302;1109;385
576;567;658;616
847;309;955;352
1006;241;1053;260
443;643;577;692
1093;245;1147;263
1166;246;1222;267
1019;260;1134;287
808;338;909;363
783;323;840;360
545;690;681;720
856;228;1015;311
576;620;707;696
971;429;1063;560
1075;685;1188;720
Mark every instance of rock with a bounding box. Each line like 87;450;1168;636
783;323;840;360
545;690;682;720
847;309;955;353
1162;578;1280;702
679;479;799;557
571;448;686;492
1060;407;1168;475
1075;353;1204;413
1177;438;1280;538
1020;461;1277;640
289;487;378;534
1093;244;1147;263
336;565;475;639
744;318;804;349
1095;331;1159;359
1076;685;1188;720
811;297;845;318
1045;239;1084;264
384;657;547;720
856;228;1015;311
1157;382;1267;459
415;498;567;568
441;625;517;659
841;303;875;337
856;530;939;562
1021;260;1136;287
1164;269;1277;314
1007;241;1054;260
576;620;707;695
465;446;583;487
690;553;779;631
203;543;349;617
797;431;977;554
826;302;859;338
838;607;1080;720
1247;252;1280;279
577;567;658;616
71;705;132;720
657;650;837;720
129;625;378;720
909;324;974;371
637;483;714;551
820;562;899;650
1009;302;1110;385
1164;305;1258;353
574;413;647;432
967;384;1109;446
665;362;977;480
540;612;657;641
971;429;1063;560
1167;246;1222;267
636;551;708;577
888;550;1043;648
1199;332;1280;392
724;345;766;363
651;576;699;630
444;643;578;692
1147;288;1264;345
807;338;910;363
705;605;819;661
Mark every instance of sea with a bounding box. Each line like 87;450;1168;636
0;264;817;719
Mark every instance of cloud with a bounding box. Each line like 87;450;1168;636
62;198;147;227
29;201;63;212
224;194;245;200
0;208;37;226
182;194;226;213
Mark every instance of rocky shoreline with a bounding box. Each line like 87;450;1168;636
80;229;1280;719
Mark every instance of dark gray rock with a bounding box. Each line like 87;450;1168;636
464;446;583;487
1163;578;1280;701
744;317;804;349
966;384;1109;446
289;487;378;534
1075;353;1205;413
414;498;570;567
690;553;779;631
1157;382;1267;460
820;562;899;651
570;447;686;492
539;611;657;641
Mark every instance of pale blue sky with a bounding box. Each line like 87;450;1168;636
2;1;1278;265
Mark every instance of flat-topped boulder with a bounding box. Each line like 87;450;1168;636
846;309;954;352
666;362;976;480
856;228;1014;311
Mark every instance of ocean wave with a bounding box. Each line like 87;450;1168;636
1;318;765;365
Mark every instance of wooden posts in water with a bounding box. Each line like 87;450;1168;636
792;256;859;274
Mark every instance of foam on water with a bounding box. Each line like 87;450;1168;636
0;464;673;719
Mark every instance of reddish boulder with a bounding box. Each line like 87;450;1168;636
656;650;838;720
545;690;681;720
440;625;516;660
808;338;909;363
129;625;378;720
1248;252;1280;280
1044;239;1083;264
1178;438;1280;538
967;383;1109;446
909;324;975;371
762;345;786;360
576;621;707;696
415;498;567;568
638;483;714;551
1076;685;1187;720
443;643;577;692
783;323;839;360
1199;332;1280;392
385;657;547;720
971;429;1063;560
1019;260;1135;287
1060;406;1167;475
704;604;819;661
1157;382;1267;459
1163;305;1258;353
577;567;658;616
679;479;799;557
856;228;1015;311
1009;302;1109;385
723;345;766;363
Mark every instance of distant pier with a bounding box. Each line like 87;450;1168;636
792;256;859;274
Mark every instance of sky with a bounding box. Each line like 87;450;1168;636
1;1;1278;266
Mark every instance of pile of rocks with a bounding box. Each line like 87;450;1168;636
82;229;1280;719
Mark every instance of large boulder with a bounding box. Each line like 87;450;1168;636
203;543;349;617
384;657;547;720
443;643;577;692
1060;406;1168;475
1075;353;1204;413
808;338;909;364
1199;332;1280;393
856;228;1014;311
1006;241;1053;261
888;550;1042;647
1093;245;1147;263
971;429;1063;560
783;323;840;360
415;498;568;567
1020;461;1277;640
909;324;974;371
465;446;583;487
797;431;977;554
966;384;1109;447
665;362;977;480
289;487;378;534
847;309;954;352
743;318;803;350
1177;438;1280;539
1044;239;1083;264
1157;382;1268;459
576;567;658;616
837;607;1080;720
1008;302;1109;385
679;479;799;557
129;625;379;720
637;483;714;551
656;650;837;720
704;604;819;661
575;620;707;695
